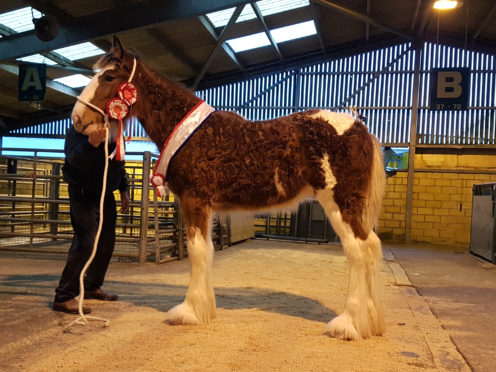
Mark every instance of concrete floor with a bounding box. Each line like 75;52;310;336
0;239;494;371
387;243;496;372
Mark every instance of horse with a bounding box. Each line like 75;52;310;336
72;36;386;341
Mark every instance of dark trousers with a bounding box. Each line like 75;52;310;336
54;185;117;303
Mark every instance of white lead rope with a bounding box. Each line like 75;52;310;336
64;126;111;331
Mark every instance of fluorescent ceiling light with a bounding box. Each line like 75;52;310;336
17;54;58;65
271;20;316;43
207;0;310;28
226;20;317;53
0;6;42;32
433;1;460;10
53;74;91;88
52;42;104;61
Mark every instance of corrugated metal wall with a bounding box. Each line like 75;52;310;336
10;42;496;146
197;43;416;145
9;117;147;139
198;42;496;146
418;43;496;145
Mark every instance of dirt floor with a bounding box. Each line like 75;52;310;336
0;239;489;372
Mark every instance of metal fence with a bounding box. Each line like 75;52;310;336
0;150;186;264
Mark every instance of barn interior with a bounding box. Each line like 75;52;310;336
1;1;496;371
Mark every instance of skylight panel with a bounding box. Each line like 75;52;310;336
226;20;317;53
271;20;316;43
205;5;255;28
52;42;104;61
0;7;42;32
206;0;309;28
257;0;310;18
226;32;271;53
17;54;58;65
53;74;91;88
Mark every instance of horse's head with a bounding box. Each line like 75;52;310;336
72;35;137;136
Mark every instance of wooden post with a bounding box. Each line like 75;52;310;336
139;151;151;266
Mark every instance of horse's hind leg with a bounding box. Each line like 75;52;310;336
166;196;216;325
316;190;385;340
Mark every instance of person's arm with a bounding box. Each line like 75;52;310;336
64;128;106;173
118;164;130;213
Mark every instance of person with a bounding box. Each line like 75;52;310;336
53;126;130;314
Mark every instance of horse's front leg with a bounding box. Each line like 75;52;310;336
166;196;216;325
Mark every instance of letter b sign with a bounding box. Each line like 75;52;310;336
430;68;469;111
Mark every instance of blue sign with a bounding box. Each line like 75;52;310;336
18;62;46;102
430;68;469;111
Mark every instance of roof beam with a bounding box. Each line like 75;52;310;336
0;0;26;14
473;2;496;40
145;28;200;73
310;2;326;52
25;0;74;26
0;106;22;120
193;5;244;89
0;64;79;98
251;2;283;60
411;0;422;30
3;107;73;133
416;1;431;38
0;21;92;76
193;35;407;89
365;0;371;41
312;0;412;40
198;16;245;72
0;0;253;61
1;61;92;75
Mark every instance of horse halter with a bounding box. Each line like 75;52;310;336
76;58;138;130
76;58;138;160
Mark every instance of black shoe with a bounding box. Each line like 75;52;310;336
53;298;91;314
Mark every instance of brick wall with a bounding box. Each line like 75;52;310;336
378;171;407;240
377;153;496;248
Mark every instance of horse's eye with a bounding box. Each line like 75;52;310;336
104;75;115;82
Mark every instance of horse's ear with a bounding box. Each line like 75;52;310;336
112;35;126;61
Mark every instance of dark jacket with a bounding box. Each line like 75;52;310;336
62;126;129;195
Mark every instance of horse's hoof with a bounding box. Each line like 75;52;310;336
325;313;359;341
165;302;201;325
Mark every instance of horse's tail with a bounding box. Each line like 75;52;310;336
361;135;386;233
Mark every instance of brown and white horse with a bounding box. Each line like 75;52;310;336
72;36;386;340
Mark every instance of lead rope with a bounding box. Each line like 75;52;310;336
64;60;137;331
64;125;111;331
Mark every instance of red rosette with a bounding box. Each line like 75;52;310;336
118;82;138;105
106;97;129;120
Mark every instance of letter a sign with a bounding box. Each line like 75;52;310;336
18;62;46;102
430;68;469;111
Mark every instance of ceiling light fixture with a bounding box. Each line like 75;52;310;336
433;0;461;10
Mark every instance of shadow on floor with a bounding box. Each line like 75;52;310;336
0;275;336;323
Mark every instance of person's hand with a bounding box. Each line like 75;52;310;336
88;128;107;147
120;190;130;213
